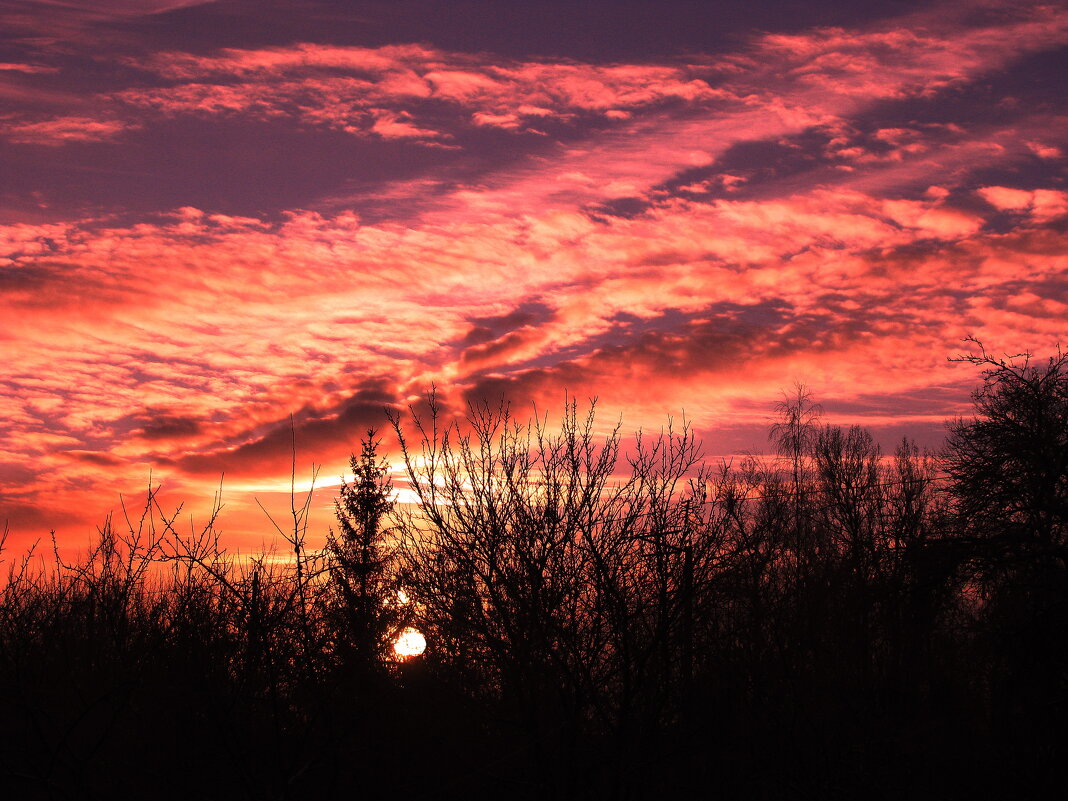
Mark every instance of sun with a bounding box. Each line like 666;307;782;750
394;627;427;658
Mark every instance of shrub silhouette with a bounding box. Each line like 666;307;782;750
0;354;1065;800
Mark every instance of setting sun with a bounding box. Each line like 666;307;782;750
394;627;427;658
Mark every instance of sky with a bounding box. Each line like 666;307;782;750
1;0;1066;553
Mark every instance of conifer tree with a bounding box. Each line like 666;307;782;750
327;429;399;670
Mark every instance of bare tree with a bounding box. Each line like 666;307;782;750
387;395;713;797
769;383;823;573
943;340;1068;754
945;339;1068;548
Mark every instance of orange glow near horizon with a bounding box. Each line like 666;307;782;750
0;0;1065;554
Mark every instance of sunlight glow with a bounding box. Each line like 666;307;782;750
394;627;427;658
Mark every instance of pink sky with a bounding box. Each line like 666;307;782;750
0;0;1066;553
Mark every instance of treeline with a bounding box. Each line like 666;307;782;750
1;346;1065;800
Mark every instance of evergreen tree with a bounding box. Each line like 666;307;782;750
327;429;400;670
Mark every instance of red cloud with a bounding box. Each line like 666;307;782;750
979;186;1068;223
2;1;1066;553
3;116;134;145
7;2;1060;151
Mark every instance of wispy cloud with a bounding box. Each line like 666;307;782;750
3;115;135;144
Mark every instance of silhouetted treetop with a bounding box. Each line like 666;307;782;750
945;339;1068;547
326;429;403;667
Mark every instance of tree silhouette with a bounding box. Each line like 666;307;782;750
326;429;401;670
769;382;822;574
945;339;1068;547
943;340;1068;788
4;362;1067;800
388;395;712;798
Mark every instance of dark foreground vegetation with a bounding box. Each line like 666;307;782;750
2;345;1066;800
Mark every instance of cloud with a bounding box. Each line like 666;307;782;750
171;379;400;477
734;4;1068;101
135;413;203;441
1026;140;1063;159
2;175;1063;514
979;186;1068;222
7;1;1064;153
2;116;135;145
0;62;58;74
85;43;723;147
1;0;1066;552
